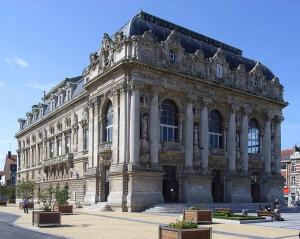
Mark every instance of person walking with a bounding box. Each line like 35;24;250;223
23;198;29;214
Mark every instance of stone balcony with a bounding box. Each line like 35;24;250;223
44;153;74;166
249;153;262;161
161;142;181;151
98;142;112;153
209;148;225;157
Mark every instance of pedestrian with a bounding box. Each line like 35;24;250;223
23;198;29;214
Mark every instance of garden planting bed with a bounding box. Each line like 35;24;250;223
212;212;272;224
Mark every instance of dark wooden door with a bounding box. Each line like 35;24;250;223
212;170;224;203
162;166;178;203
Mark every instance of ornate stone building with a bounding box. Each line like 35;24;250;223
16;11;287;211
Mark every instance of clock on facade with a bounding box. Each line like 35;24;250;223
216;64;223;78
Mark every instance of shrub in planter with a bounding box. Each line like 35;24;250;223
53;186;73;214
33;186;61;227
159;220;212;239
183;209;212;224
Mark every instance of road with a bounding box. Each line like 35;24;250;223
0;212;66;239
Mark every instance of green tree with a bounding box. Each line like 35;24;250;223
16;180;36;199
55;186;70;205
38;186;55;212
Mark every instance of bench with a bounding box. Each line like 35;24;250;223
216;208;231;214
256;210;275;218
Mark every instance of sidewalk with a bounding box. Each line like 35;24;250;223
0;205;299;239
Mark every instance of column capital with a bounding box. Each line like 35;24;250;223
275;115;284;123
242;104;252;116
202;97;212;106
264;111;274;121
229;103;239;113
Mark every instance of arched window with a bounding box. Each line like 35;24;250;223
209;110;222;148
105;102;113;142
160;99;178;142
248;119;259;154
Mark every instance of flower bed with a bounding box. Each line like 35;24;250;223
213;211;265;220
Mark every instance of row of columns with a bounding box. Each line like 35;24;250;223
88;86;282;176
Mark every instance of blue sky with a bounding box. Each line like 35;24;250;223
0;1;299;169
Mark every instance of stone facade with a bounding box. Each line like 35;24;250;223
16;11;287;211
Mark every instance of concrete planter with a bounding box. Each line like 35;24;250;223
8;199;16;204
53;205;73;214
32;211;61;227
183;210;212;224
159;226;212;239
0;201;7;206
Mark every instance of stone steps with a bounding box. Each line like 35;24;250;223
144;203;299;214
84;202;112;212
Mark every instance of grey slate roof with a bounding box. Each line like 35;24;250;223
119;11;275;81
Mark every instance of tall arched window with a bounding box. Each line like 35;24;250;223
248;119;259;154
160;99;178;142
209;110;222;148
105;101;113;142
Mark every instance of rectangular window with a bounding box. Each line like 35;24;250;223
292;162;296;172
57;139;62;156
291;176;296;185
49;141;54;158
83;128;89;151
281;163;287;170
65;134;70;153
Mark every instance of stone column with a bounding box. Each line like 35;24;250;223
112;91;119;164
93;97;99;167
241;107;251;173
200;99;209;170
88;101;94;167
228;104;237;171
263;113;272;174
150;91;159;166
62;134;66;156
178;113;184;147
129;87;140;164
119;87;127;163
274;116;283;174
184;101;194;168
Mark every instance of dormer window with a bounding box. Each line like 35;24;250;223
51;100;56;111
58;95;64;106
66;89;72;101
39;108;43;118
253;78;258;87
33;113;37;122
84;77;90;84
169;49;176;64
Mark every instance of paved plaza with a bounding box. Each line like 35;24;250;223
0;205;299;239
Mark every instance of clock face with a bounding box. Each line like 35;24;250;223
216;64;223;78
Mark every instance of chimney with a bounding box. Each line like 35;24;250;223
8;151;11;159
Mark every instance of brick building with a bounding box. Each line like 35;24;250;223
281;146;300;205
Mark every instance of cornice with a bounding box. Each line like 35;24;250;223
16;91;88;138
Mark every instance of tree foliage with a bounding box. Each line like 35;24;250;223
16;180;36;199
38;186;55;212
55;185;70;205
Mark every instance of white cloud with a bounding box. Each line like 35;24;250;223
0;81;4;87
6;56;30;68
26;81;58;91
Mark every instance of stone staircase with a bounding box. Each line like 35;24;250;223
144;203;300;214
84;202;112;212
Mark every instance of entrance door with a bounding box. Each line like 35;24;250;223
104;166;110;201
162;166;178;203
251;173;260;203
212;170;224;203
